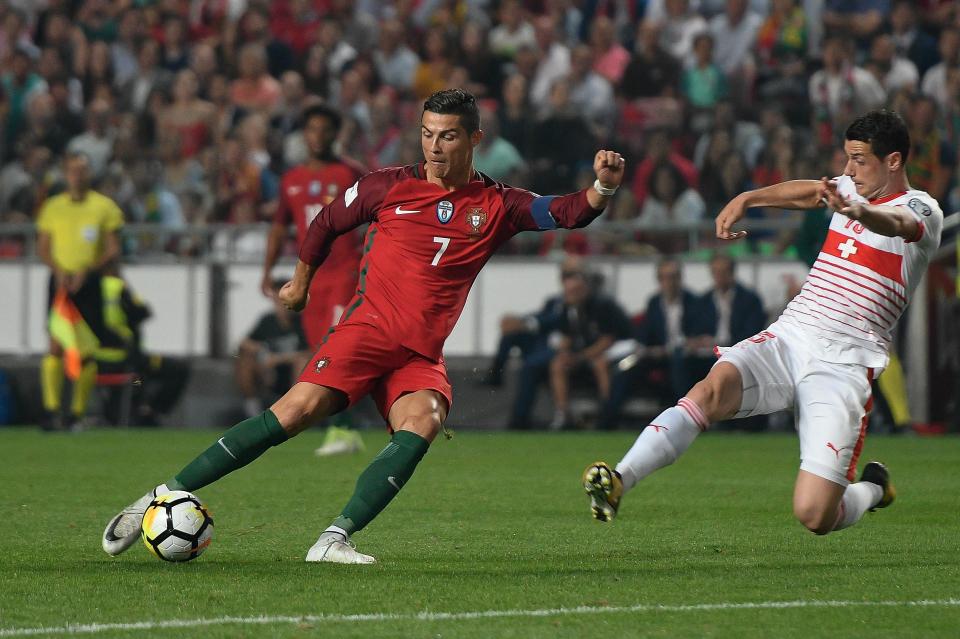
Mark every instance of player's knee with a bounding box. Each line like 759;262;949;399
394;411;442;441
687;378;721;417
793;501;836;535
688;365;740;421
272;385;343;436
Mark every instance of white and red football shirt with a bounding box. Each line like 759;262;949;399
780;174;943;368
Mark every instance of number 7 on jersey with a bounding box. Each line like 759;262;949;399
431;236;450;266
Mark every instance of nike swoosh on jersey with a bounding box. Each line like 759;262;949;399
395;206;421;215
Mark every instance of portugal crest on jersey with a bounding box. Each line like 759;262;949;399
467;207;487;238
437;200;454;224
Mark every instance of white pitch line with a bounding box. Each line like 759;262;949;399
2;599;959;637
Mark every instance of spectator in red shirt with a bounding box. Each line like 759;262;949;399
629;128;699;206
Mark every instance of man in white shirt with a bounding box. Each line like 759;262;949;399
867;32;919;93
709;0;763;75
920;27;960;113
529;15;571;107
809;36;886;139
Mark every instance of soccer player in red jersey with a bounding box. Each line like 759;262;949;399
102;89;626;564
261;104;363;350
261;104;365;456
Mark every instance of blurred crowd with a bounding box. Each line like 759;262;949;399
0;0;959;259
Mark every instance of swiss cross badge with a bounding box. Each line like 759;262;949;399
466;207;487;238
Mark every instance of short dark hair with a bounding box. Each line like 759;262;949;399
710;252;735;273
844;109;910;162
301;103;342;133
422;89;481;133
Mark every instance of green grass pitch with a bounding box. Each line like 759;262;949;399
1;428;959;638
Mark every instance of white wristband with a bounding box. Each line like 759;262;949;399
593;179;618;196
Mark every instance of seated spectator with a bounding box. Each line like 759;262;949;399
126;40;170;114
159;14;190;73
619;20;681;100
412;26;454;100
488;0;536;61
498;73;532;156
906;93;956;204
314;19;357;78
3;47;48;151
709;0;763;80
235;278;310;419
272;70;310;140
567;44;616;136
890;0;939;77
547;259;634;430
237;7;295;78
213;135;278;223
230;42;282;115
630;128;699;207
188;43;217;96
600;257;714;429
528;78;596;195
682;32;727;131
867;32;919;94
823;0;888;49
110;8;141;89
702;148;751;214
921;27;960;115
0;143;52;219
638;163;706;228
529;14;571;107
809;35;886;149
473;106;526;184
589;15;629;86
160;69;215;160
301;42;331;98
358;88;402;170
755;0;808;122
702;253;766;348
752;124;794;188
652;0;708;62
693;100;764;169
458;21;501;99
373;18;419;94
484;292;565;390
67;98;114;180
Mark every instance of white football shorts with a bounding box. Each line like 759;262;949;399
714;320;875;486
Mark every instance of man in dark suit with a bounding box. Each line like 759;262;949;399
700;253;768;431
700;253;767;349
598;258;713;429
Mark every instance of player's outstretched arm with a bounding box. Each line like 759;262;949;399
819;177;920;239
716;179;822;240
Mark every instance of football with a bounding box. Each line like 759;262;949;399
141;491;214;562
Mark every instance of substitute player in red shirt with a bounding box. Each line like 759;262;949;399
261;103;362;349
261;104;365;457
102;89;626;564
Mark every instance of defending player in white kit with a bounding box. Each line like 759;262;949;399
584;110;943;535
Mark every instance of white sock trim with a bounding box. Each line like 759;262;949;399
677;397;709;431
